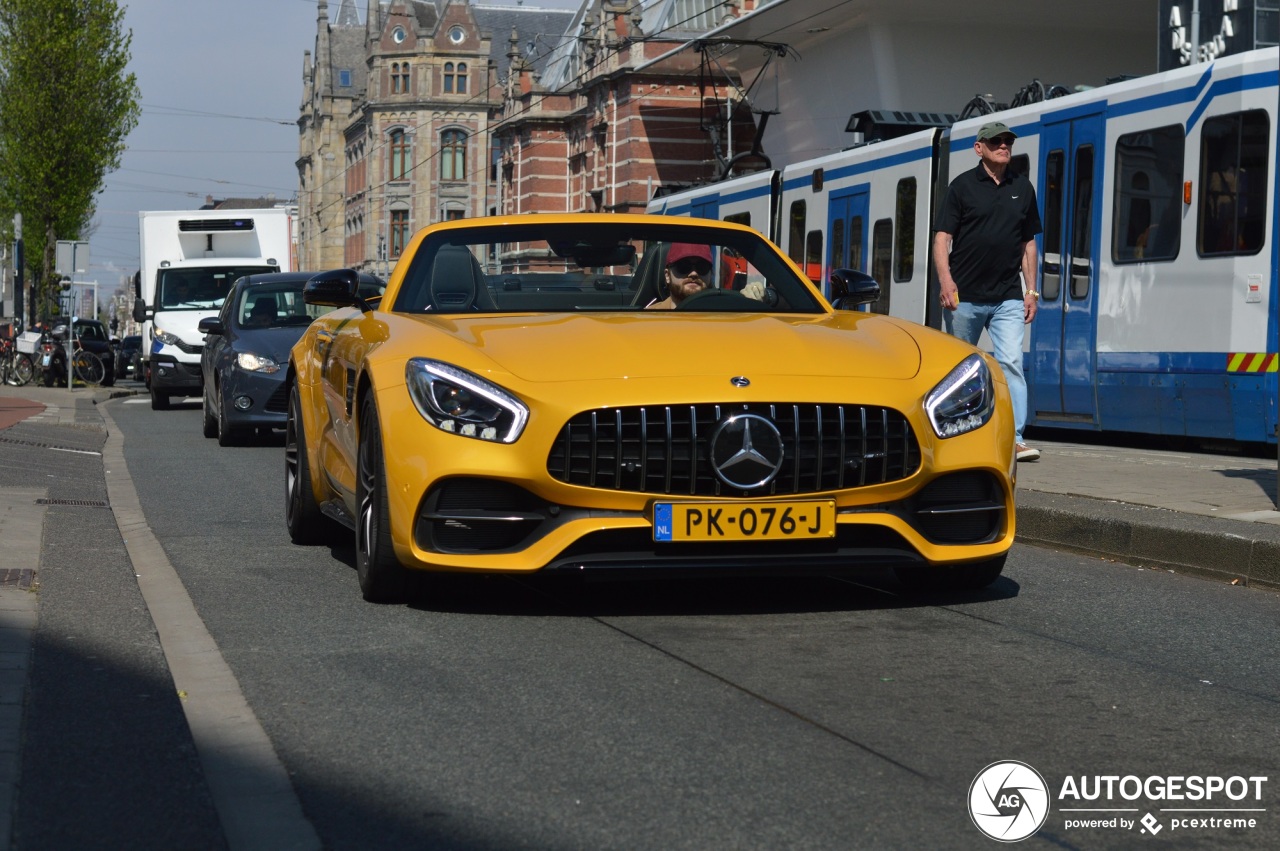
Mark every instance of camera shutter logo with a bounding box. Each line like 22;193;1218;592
969;761;1050;842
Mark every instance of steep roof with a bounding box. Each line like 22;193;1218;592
472;4;575;81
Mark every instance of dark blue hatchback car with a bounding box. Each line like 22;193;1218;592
198;271;384;445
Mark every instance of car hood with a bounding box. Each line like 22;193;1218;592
390;312;926;383
233;326;311;363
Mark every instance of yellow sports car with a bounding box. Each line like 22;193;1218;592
286;215;1016;602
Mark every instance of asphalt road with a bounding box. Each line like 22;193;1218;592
58;393;1280;848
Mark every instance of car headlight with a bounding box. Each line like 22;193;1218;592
153;326;181;346
405;358;529;443
236;352;280;374
924;353;996;438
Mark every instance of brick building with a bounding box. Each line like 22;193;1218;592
297;0;757;274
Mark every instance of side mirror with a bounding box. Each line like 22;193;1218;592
304;269;373;313
828;268;881;310
132;297;150;322
198;317;224;336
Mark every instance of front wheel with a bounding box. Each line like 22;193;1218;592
202;391;217;438
355;396;412;603
215;389;243;447
150;384;169;410
894;554;1007;594
285;384;338;544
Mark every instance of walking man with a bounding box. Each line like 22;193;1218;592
933;121;1042;462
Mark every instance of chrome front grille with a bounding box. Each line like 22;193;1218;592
547;403;921;497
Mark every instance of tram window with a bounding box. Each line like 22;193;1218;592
804;230;823;285
1071;145;1095;299
1198;110;1269;257
872;219;893;315
893;178;916;282
831;219;846;271
788;202;807;265
849;217;864;270
1042;150;1064;301
724;212;750;228
1113;124;1184;263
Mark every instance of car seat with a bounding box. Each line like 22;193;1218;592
429;245;496;311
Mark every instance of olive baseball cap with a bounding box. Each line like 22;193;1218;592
977;121;1016;141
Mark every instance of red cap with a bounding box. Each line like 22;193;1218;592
665;243;713;266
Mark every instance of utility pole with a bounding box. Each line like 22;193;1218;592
14;214;25;331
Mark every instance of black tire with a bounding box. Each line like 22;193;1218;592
285;384;336;544
150;385;169;410
355;396;412;603
894;554;1007;594
43;364;56;387
201;391;217;438
74;351;105;385
216;390;242;447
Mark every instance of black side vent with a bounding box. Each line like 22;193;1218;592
178;218;255;233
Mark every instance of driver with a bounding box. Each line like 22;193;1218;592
646;243;712;309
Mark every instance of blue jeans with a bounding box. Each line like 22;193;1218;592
943;299;1028;444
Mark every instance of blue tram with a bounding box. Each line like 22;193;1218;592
649;48;1280;445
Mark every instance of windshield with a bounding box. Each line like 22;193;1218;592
158;266;277;310
390;222;824;315
236;282;315;329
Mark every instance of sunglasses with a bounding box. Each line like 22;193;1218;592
669;257;712;277
984;135;1015;148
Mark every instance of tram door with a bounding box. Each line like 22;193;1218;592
1033;112;1103;423
828;186;869;288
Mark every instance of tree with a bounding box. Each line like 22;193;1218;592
0;0;139;323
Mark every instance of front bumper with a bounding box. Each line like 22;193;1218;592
358;385;1017;577
150;355;202;395
220;370;289;429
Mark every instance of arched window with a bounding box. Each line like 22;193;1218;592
399;62;411;94
455;62;467;94
391;63;402;94
441;129;466;181
390;129;409;181
443;62;455;94
390;210;409;257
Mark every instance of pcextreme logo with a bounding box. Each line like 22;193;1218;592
968;762;1270;842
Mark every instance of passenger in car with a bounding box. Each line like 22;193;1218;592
245;297;277;327
645;243;712;309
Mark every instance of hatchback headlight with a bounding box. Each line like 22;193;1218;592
236;352;280;373
405;359;529;443
924;354;996;438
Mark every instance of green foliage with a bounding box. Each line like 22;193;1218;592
0;0;140;320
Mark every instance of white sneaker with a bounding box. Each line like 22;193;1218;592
1016;443;1040;462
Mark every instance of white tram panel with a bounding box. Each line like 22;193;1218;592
645;169;778;240
778;128;941;325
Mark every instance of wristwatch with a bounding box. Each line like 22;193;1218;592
1024;290;1040;301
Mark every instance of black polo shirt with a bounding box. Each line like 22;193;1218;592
936;162;1042;303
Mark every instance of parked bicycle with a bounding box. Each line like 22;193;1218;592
39;326;106;387
1;335;37;386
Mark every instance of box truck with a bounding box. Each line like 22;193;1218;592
133;207;293;409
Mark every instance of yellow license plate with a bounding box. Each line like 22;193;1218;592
653;500;836;542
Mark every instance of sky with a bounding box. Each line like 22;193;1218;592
88;0;577;296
